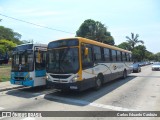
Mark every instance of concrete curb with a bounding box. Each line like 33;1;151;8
0;86;24;92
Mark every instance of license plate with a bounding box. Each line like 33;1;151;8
15;81;21;85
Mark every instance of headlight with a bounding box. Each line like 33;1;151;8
46;75;49;80
69;77;77;83
69;75;80;83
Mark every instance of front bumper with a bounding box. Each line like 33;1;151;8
152;67;160;70
10;79;34;87
46;80;82;91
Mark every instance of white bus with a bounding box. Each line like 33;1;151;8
46;37;132;91
10;43;47;87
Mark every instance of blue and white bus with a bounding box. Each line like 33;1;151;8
10;43;47;87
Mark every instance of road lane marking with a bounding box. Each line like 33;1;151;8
89;102;135;111
22;117;35;120
0;117;5;120
34;89;59;96
34;93;137;111
0;86;25;92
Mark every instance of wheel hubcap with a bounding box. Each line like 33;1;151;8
97;79;101;87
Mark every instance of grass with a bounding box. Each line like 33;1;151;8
0;64;11;82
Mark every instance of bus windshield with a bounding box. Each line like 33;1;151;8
12;50;34;72
47;47;79;74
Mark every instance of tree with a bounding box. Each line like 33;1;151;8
0;26;23;45
118;42;132;51
0;39;17;51
76;19;115;45
154;52;160;61
126;33;144;49
145;51;155;61
118;33;157;62
0;39;17;58
132;45;146;62
0;44;5;55
104;36;115;45
0;22;23;60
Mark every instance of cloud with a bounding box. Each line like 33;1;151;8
0;6;3;12
13;9;62;17
13;9;37;14
31;11;61;17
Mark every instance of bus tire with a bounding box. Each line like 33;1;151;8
94;77;102;90
122;70;127;79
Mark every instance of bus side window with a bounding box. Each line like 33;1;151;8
129;54;132;61
117;51;121;61
93;46;101;62
122;52;126;61
109;49;112;61
120;52;123;61
111;50;117;62
127;53;130;61
104;48;110;62
125;53;127;61
101;47;105;61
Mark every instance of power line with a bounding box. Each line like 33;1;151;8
0;13;75;34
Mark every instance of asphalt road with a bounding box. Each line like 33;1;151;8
0;65;160;120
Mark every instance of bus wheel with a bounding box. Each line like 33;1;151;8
123;70;127;79
94;77;102;90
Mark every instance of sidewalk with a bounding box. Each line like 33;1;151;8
0;81;23;92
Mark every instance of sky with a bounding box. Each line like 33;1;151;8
0;0;159;53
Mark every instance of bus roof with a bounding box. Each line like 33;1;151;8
16;43;47;47
13;43;47;52
49;37;132;54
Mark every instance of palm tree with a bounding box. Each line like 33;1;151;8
126;33;144;49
